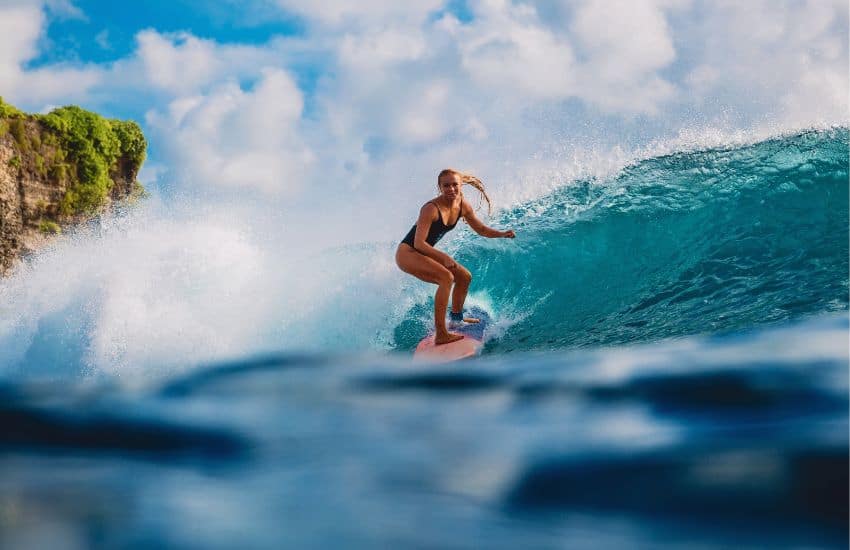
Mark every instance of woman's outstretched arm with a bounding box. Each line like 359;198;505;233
461;199;515;239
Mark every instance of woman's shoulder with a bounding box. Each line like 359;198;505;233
459;197;473;216
419;200;440;215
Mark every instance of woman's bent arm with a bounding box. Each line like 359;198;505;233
462;199;515;238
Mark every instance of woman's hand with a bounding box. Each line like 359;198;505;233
501;229;516;239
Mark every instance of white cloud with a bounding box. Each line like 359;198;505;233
95;29;111;50
684;65;719;98
0;0;846;205
569;0;679;113
0;1;101;106
10;66;103;105
396;80;452;143
134;30;289;96
136;31;220;95
571;0;681;75
271;0;444;27
678;0;848;127
0;4;43;75
147;68;314;195
241;0;845;206
437;0;682;114
43;0;85;19
338;27;427;69
456;0;576;100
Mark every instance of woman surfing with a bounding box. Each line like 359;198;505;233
396;169;516;345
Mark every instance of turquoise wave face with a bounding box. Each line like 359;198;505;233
440;129;849;353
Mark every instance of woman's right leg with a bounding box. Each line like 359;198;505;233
396;244;464;345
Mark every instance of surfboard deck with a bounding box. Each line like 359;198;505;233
413;306;491;362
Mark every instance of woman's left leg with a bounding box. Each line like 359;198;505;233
448;263;479;323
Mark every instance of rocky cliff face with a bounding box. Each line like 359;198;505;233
0;100;146;275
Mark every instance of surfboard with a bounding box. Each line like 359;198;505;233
414;306;491;362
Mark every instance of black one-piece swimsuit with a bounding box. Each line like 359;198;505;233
400;201;460;248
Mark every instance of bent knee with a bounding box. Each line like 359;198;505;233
455;267;472;284
437;269;455;286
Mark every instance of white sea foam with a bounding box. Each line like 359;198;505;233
0;197;423;383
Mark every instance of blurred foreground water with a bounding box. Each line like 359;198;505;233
1;313;846;549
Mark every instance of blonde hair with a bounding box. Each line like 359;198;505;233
438;168;492;215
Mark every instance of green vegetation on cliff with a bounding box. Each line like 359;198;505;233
38;220;62;235
0;98;24;118
0;97;147;216
41;106;147;215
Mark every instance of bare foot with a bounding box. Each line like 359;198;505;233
434;332;464;345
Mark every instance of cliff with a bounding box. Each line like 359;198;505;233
0;98;146;275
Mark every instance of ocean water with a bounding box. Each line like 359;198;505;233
0;128;847;548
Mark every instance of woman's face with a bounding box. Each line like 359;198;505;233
438;174;462;201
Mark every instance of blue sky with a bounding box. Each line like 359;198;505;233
29;0;304;67
1;0;847;212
